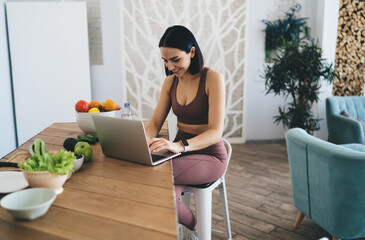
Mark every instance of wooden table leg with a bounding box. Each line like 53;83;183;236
293;210;305;228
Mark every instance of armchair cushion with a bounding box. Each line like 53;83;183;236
341;110;365;131
326;96;365;144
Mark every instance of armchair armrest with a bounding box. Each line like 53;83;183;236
328;114;364;144
287;128;365;239
308;145;365;239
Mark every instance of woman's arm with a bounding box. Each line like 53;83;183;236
183;69;225;151
145;76;174;140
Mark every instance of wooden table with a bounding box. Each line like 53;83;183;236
0;122;178;240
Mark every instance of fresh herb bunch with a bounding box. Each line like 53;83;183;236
262;4;310;61
18;150;76;175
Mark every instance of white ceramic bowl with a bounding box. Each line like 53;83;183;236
22;170;68;195
74;154;84;171
1;188;56;220
76;111;116;134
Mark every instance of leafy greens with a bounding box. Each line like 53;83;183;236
18;150;75;175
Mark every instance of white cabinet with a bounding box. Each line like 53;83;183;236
0;0;16;158
6;2;91;145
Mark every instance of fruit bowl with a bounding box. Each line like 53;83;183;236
76;111;116;134
22;170;68;195
0;188;56;220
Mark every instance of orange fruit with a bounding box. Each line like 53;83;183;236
89;100;101;109
103;99;119;111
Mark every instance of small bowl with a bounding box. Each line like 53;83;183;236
73;154;84;171
0;188;56;220
76;111;116;134
22;170;68;195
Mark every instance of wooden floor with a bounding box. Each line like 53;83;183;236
189;141;365;240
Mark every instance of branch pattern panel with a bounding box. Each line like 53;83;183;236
120;0;247;141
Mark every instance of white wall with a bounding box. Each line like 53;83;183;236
0;0;340;155
0;0;17;158
315;0;340;140
245;0;287;141
245;0;338;141
90;0;124;112
92;0;340;141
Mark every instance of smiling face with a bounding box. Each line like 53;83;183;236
160;47;195;77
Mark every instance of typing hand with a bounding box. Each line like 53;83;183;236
148;138;183;154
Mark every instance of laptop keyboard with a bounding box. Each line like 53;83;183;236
151;154;166;162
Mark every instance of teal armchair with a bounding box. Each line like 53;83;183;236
326;96;365;144
286;128;365;240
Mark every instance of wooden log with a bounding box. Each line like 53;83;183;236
333;0;364;96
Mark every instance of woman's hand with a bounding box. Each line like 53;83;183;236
148;138;184;154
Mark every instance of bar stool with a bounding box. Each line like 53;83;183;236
181;139;232;240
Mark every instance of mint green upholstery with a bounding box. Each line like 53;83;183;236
326;96;365;144
286;128;365;239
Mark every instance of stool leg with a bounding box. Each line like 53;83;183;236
219;179;232;239
194;188;212;240
181;192;191;208
181;192;191;240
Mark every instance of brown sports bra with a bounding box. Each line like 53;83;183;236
170;67;209;125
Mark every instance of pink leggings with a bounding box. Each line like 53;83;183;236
172;130;227;230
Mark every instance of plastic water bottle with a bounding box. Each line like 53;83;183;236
121;102;133;120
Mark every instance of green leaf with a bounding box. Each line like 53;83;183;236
18;150;75;175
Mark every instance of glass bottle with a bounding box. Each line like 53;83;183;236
121;102;133;120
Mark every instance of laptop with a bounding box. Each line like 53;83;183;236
92;115;181;165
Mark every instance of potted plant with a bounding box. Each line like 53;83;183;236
262;5;338;135
262;4;310;62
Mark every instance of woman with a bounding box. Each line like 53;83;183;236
146;25;227;231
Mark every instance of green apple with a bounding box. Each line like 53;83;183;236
74;141;92;162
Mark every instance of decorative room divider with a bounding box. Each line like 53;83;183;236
120;0;247;142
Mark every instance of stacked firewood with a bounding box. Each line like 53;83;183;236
333;0;365;96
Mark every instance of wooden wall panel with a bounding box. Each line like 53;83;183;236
333;0;364;96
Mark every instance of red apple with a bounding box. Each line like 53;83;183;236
75;100;89;112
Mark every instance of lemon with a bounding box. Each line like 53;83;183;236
88;107;100;113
